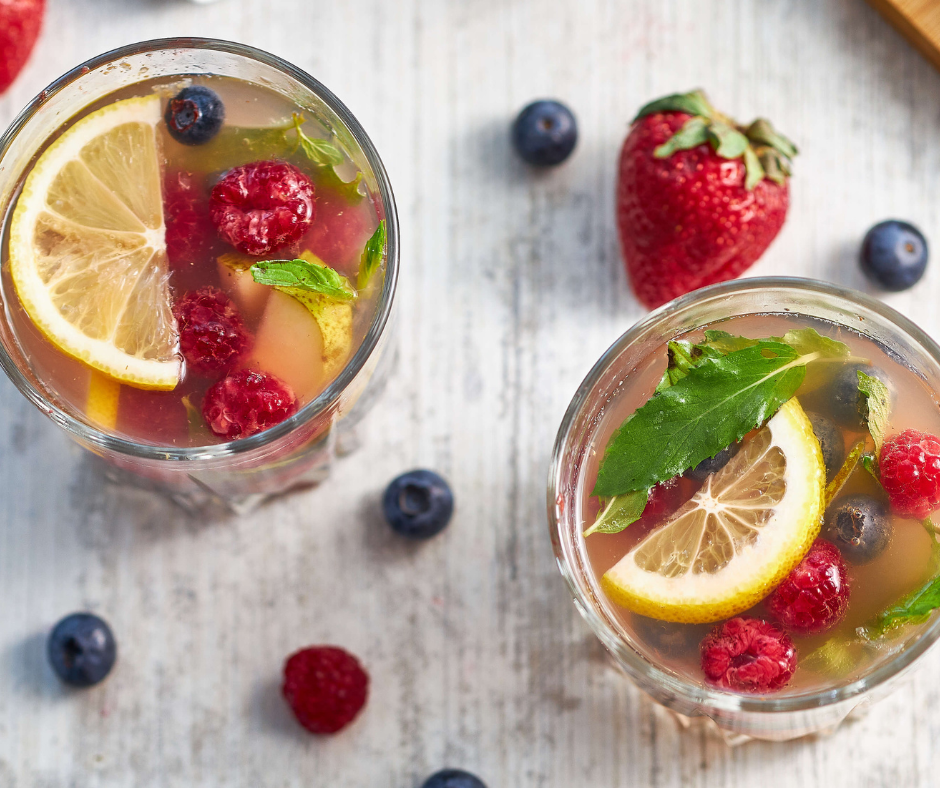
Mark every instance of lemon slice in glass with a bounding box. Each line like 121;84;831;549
602;398;825;624
9;95;180;389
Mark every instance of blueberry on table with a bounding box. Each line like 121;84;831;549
383;470;454;539
686;441;740;482
422;769;487;788
824;494;891;564
860;220;928;291
511;100;578;166
47;612;117;687
165;86;225;145
806;412;845;480
828;363;891;428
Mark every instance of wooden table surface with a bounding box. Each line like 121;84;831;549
3;0;940;785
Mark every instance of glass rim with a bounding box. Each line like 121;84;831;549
0;37;399;462
547;276;940;715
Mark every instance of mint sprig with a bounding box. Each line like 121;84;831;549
289;113;344;167
858;371;890;458
357;220;387;290
594;330;849;498
251;258;356;301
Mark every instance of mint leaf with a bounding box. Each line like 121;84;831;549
320;169;364;203
655;340;723;392
858;371;890;457
584;489;650;536
298;134;344;167
594;341;807;497
862;572;940;639
654;117;711;158
251;258;356;301
802;639;857;677
357;220;387;290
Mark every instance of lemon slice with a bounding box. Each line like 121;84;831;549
601;398;825;624
10;95;180;389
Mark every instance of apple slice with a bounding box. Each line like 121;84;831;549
217;254;270;323
248;290;329;401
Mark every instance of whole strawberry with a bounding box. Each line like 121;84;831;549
617;90;797;309
0;0;44;94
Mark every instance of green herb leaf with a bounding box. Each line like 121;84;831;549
708;121;749;159
251;258;356;301
634;89;715;122
357;220;387;290
584;489;650;536
858;371;890;457
861;453;883;486
655;340;722;392
862;572;940;639
298;134;344;167
801;638;858;677
825;439;866;505
654;117;711;158
320;169;364;203
594;341;809;497
743;146;765;191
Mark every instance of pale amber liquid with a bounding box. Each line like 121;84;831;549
581;313;940;692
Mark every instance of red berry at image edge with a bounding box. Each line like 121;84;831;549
617;90;796;308
282;646;369;735
210;160;316;256
0;0;44;94
700;617;796;693
173;287;252;376
880;429;940;519
202;369;297;440
767;540;850;634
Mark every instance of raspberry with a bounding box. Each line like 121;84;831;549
700;617;795;693
766;540;849;634
164;170;212;273
880;429;940;519
173;287;252;376
201;369;297;440
282;646;369;734
210;160;316;256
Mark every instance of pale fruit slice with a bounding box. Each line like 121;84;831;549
217;253;271;323
249;290;329;398
602;398;825;624
9;95;180;389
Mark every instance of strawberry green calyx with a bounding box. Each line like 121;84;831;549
634;89;798;191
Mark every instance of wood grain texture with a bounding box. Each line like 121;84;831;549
868;0;940;72
3;0;940;785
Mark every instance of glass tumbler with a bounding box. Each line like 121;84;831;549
0;38;399;513
548;277;940;742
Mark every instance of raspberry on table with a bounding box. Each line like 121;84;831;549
880;429;940;519
173;287;252;376
210;160;316;256
282;646;369;734
202;369;297;440
700;617;796;693
766;540;850;634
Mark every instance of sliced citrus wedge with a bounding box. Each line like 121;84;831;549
602;398;825;624
10;95;180;389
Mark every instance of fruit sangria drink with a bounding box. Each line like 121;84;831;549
0;40;398;510
549;279;940;741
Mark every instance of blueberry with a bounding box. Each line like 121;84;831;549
860;220;928;291
807;412;845;480
511;100;577;166
47;612;117;687
687;441;740;482
827;363;892;428
383;470;454;539
824;494;891;564
165;86;225;146
421;770;487;788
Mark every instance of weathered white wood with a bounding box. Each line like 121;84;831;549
3;0;940;785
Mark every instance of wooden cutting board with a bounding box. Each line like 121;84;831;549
868;0;940;71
